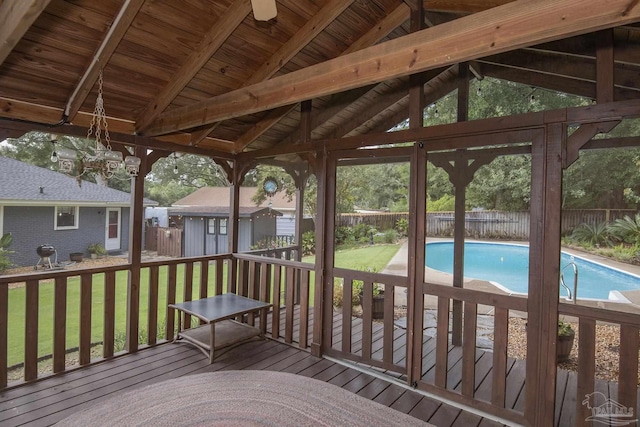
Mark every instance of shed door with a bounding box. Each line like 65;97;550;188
105;208;121;251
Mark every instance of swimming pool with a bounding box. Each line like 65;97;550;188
425;241;640;300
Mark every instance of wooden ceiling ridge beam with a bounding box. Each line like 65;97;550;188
0;0;52;67
135;0;252;133
145;0;640;137
422;0;515;14
192;0;357;148
64;0;145;122
231;0;408;153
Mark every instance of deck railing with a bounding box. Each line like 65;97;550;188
558;302;640;426
418;282;529;426
325;267;409;374
0;247;310;389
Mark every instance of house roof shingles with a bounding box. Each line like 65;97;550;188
0;156;157;206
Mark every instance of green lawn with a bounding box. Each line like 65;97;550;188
7;243;400;367
302;243;400;271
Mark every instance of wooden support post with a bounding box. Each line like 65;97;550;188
407;142;427;385
126;144;146;353
451;63;470;347
300;100;312;144
596;29;614;104
312;151;332;357
525;125;563;426
406;0;427;386
227;164;241;293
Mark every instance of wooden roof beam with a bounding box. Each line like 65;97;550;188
186;0;357;147
0;0;52;67
423;0;515;14
64;0;145;121
145;0;640;137
135;0;252;132
231;0;409;152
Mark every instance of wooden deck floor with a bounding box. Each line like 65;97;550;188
0;338;508;427
2;308;627;427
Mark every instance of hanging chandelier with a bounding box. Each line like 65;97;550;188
55;70;140;181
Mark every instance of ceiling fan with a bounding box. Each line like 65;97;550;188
251;0;278;21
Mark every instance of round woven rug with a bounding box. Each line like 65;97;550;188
55;370;430;426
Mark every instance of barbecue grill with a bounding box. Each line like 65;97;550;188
35;244;57;269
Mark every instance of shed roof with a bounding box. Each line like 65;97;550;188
172;187;295;210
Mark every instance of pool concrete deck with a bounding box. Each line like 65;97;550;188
383;238;640;317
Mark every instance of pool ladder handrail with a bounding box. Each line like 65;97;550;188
560;262;578;304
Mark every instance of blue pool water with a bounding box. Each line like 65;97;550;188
425;241;640;300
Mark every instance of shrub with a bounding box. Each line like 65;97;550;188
395;217;408;237
335;226;354;244
302;231;315;255
382;229;398;243
353;223;376;241
570;222;611;247
0;233;14;274
609;214;640;246
87;242;107;255
428;194;455;212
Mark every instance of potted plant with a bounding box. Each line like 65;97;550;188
557;320;575;362
87;243;107;259
353;280;385;319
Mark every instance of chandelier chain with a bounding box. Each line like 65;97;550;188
87;70;111;151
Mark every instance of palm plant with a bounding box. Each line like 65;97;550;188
570;222;611;247
609;214;640;246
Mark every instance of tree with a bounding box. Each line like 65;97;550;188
1;131;134;191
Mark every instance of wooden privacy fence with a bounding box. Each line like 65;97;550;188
337;209;637;239
156;227;182;257
145;225;158;251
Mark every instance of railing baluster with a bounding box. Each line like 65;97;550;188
618;324;639;415
285;267;295;344
183;262;193;329
576;317;596;426
383;283;394;364
200;260;209;300
215;258;224;295
341;275;352;353
462;302;477;397
260;263;271;332
247;261;257;326
362;280;373;360
435;296;450;388
79;273;92;366
53;277;67;372
148;266;159;345
491;307;508;406
0;283;6;388
298;270;309;349
24;279;39;381
165;264;177;341
272;265;282;339
103;271;116;358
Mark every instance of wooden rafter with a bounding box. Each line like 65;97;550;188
0;0;51;67
64;0;145;121
187;0;357;148
229;0;368;152
231;1;411;152
135;0;252;132
146;0;640;136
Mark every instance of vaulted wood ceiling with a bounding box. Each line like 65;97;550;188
0;0;639;159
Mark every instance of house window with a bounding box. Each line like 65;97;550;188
207;218;216;235
219;218;228;235
55;206;79;230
